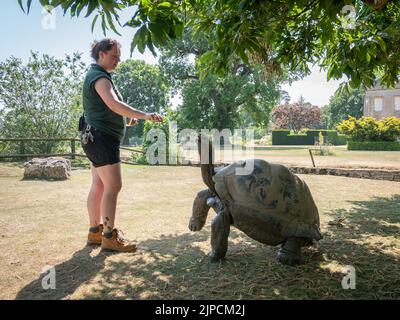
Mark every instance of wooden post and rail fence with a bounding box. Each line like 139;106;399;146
0;137;144;165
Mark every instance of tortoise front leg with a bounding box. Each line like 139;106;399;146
276;237;306;266
210;208;231;262
189;188;214;231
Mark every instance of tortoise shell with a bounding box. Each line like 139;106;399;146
212;159;322;245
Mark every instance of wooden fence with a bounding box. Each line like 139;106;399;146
0;138;144;165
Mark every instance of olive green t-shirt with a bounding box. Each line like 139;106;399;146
82;64;125;140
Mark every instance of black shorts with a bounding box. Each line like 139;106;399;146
81;128;121;168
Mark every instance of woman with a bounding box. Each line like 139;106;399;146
82;38;162;252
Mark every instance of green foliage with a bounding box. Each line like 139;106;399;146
337;116;400;142
159;28;283;131
348;140;400;151
0;52;86;154
130;148;148;165
323;86;365;129
21;1;400;88
139;111;177;164
312;144;334;156
253;127;269;140
113;59;169;144
272;130;347;145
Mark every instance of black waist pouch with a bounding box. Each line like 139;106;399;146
78;113;86;131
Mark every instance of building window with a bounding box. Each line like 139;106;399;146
395;96;400;111
374;97;382;112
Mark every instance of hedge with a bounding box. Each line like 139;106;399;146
272;130;347;145
347;141;400;151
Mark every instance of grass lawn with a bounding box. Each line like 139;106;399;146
0;162;399;299
119;144;400;169
251;145;400;169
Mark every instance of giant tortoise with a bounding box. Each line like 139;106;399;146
188;136;322;265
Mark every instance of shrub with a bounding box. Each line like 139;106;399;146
379;117;400;141
337;116;400;142
271;129;347;145
348;141;400;151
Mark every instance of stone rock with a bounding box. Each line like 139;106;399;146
23;157;71;180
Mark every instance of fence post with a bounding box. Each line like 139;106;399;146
19;140;26;160
70;139;75;159
308;149;316;168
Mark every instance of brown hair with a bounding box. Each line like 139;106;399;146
91;38;121;61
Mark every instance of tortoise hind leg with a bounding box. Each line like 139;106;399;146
210;209;230;262
277;237;307;266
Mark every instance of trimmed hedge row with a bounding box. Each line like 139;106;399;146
347;141;400;151
272;130;347;145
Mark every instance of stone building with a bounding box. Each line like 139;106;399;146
364;82;400;119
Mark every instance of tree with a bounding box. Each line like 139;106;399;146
113;60;169;145
271;102;322;131
323;87;365;129
20;1;400;89
159;28;283;131
0;52;85;153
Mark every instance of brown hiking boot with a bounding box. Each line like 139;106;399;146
87;224;104;245
101;229;137;253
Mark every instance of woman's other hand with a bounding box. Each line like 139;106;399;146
127;118;138;126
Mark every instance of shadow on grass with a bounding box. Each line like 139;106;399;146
16;195;400;299
16;246;107;300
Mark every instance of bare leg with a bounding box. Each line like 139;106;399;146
94;162;122;233
87;164;104;227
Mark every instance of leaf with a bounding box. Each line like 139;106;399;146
76;2;86;17
105;11;121;36
101;14;107;36
17;0;25;14
327;63;336;80
158;2;172;9
91;14;99;33
85;0;99;18
147;34;157;57
132;25;148;55
149;21;168;46
60;0;75;16
366;52;371;64
70;2;78;17
27;0;32;14
376;36;387;53
124;18;142;28
173;20;184;38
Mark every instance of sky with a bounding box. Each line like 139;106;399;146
0;0;344;107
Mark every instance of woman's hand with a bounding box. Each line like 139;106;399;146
127;118;138;126
146;112;163;122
